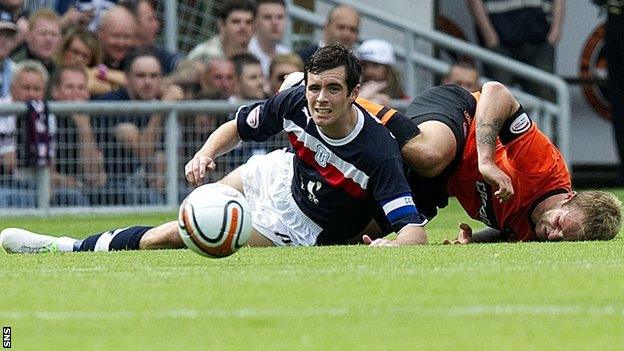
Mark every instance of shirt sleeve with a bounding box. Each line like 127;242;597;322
369;157;428;232
383;112;421;149
235;85;305;142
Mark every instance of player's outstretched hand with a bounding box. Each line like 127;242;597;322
362;235;399;247
185;154;216;187
478;161;514;202
443;223;473;245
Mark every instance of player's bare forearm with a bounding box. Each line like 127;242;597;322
475;82;520;165
471;227;503;243
195;119;241;159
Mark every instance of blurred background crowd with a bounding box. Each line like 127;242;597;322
0;0;621;208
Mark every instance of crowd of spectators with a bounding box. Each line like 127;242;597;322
0;0;560;208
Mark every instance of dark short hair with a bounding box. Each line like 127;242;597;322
122;46;162;74
304;43;361;94
219;0;256;21
230;53;261;77
256;0;285;7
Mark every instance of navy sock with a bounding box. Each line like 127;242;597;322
75;226;153;252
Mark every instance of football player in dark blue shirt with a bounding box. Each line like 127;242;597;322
0;44;430;254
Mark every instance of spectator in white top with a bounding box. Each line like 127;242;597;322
247;0;290;77
188;0;255;61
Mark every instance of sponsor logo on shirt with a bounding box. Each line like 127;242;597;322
476;181;498;228
510;113;531;134
306;180;322;204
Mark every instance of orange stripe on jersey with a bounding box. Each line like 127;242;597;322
356;97;397;125
471;91;481;102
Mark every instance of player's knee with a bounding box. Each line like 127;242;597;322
139;221;184;249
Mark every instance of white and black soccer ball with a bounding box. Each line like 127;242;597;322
178;183;252;258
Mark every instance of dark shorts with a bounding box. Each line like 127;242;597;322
408;111;466;163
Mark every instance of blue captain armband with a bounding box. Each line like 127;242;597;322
381;194;428;230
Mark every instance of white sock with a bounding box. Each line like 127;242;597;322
54;236;78;252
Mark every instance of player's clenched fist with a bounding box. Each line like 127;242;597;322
185;154;216;187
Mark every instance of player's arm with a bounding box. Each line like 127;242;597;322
185;119;241;186
186;87;300;186
396;225;428;244
443;223;503;244
363;158;430;246
475;81;520;202
363;223;429;246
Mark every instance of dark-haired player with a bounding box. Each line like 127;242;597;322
1;44;428;253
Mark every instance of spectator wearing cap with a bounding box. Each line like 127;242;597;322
357;39;407;104
247;0;291;77
0;10;18;98
297;5;359;63
0;0;29;49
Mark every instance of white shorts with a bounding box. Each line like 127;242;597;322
240;149;322;246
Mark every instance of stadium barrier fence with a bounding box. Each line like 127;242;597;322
0;99;288;215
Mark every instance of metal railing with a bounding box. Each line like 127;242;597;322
0;98;407;216
0;100;268;216
284;0;571;166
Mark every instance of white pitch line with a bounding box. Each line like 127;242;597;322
1;305;623;320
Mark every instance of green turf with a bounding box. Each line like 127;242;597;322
1;192;623;350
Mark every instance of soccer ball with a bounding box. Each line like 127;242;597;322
178;183;252;258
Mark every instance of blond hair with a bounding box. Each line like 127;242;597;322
269;53;304;77
568;190;622;240
29;8;60;29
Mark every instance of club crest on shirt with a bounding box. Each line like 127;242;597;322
315;144;331;167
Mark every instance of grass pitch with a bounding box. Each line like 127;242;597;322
1;192;623;350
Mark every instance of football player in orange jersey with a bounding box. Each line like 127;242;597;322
363;81;621;245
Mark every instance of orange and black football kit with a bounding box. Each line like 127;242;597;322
381;84;571;241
